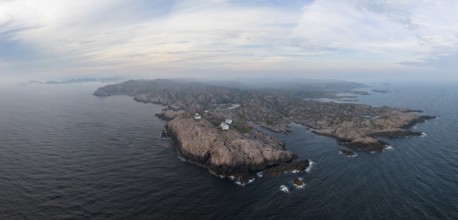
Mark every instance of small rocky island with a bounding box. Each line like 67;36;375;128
94;79;435;178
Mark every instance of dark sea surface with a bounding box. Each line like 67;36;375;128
0;83;457;219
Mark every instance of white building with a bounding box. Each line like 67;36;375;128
220;122;229;131
194;113;202;120
225;119;233;125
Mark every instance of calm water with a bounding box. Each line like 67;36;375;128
0;83;457;219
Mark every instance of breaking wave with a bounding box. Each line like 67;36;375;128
177;156;186;162
234;178;255;186
306;160;315;173
339;150;358;157
279;185;289;193
385;146;394;150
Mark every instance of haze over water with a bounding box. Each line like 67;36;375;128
0;82;456;219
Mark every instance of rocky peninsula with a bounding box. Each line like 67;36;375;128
94;79;435;177
167;114;299;176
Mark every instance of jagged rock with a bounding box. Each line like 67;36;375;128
167;116;297;176
343;137;387;152
155;110;180;121
268;160;310;176
339;149;357;157
293;178;305;189
370;130;422;138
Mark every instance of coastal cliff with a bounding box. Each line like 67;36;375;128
167;115;299;176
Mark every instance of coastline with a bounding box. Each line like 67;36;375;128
93;79;436;178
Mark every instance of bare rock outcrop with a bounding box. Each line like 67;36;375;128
167;115;297;176
268;160;310;176
155;110;180;121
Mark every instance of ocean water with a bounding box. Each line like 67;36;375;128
0;83;457;219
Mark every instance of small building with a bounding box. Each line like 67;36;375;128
225;119;233;125
194;113;202;120
220;122;229;131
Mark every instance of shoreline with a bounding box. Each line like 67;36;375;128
93;79;436;178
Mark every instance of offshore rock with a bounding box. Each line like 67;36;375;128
293;178;306;189
339;149;357;157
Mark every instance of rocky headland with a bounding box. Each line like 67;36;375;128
167;114;301;176
94;79;435;177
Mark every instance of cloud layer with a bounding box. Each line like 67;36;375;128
1;0;458;79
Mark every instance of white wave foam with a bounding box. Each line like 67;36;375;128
306;160;315;173
233;177;255;186
257;172;263;178
177;156;186;162
280;185;289;193
209;171;220;178
339;150;357;157
421;132;427;137
235;181;245;186
235;178;255;186
385;146;394;151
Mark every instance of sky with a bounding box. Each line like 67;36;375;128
1;0;458;82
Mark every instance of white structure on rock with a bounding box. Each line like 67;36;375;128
220;122;229;131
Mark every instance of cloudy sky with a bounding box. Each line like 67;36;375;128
1;0;458;81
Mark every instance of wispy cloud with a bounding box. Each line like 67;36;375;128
1;0;458;79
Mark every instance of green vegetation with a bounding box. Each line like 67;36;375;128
233;124;253;133
207;117;221;127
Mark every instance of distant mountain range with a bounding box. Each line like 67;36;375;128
22;77;122;85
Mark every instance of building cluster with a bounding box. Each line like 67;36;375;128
194;112;232;131
220;119;232;131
